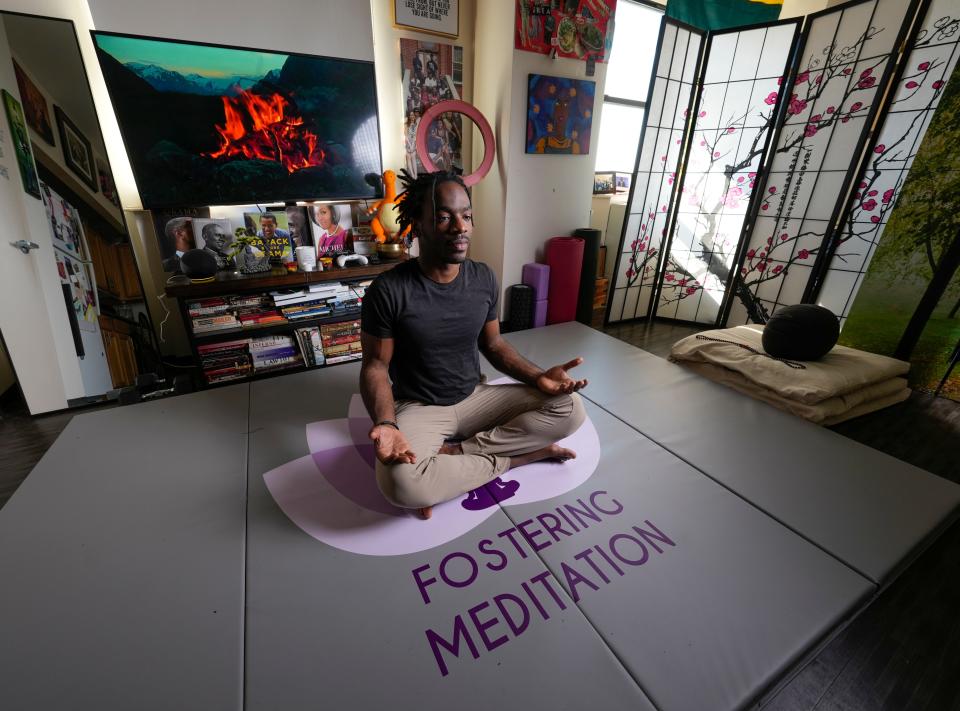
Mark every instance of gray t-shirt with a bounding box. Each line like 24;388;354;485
361;258;499;406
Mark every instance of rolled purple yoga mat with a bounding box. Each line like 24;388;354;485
546;236;584;325
533;299;548;328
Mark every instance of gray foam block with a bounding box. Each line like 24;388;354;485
0;385;250;711
501;322;960;585
245;366;657;710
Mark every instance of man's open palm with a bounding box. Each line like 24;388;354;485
369;425;417;465
536;357;588;395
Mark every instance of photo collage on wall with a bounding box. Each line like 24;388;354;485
400;38;464;176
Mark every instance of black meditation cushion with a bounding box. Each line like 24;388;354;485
762;304;840;361
180;248;218;280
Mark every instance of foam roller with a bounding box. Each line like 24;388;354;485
546;236;584;325
522;263;550;302
507;284;535;332
533;299;548;328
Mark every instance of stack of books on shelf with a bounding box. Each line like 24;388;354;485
320;319;363;364
250;334;303;372
188;297;240;333
197;339;252;384
294;326;326;367
270;281;366;322
235;295;286;328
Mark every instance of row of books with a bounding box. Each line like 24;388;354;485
320;319;362;364
197;339;253;384
270;280;369;323
250;334;303;372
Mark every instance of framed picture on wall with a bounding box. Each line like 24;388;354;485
12;60;55;146
394;0;459;38
54;105;98;193
2;89;41;199
594;172;616;194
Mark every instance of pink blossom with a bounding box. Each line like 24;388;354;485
699;110;707;117
639;242;647;251
811;114;822;122
748;172;756;178
773;265;784;274
919;62;930;71
661;205;667;212
797;70;810;84
861;67;873;79
781;233;789;241
665;273;675;282
933;80;944;89
777;76;783;85
882;188;894;204
859;181;867;188
766;237;773;245
741;267;748;276
858;76;876;89
868;190;877;197
855;192;862;199
682;108;689;118
686;286;698;295
874;144;885;154
841;116;850;123
713;151;721;158
759;250;767;257
768;186;777;194
761;204;769;210
804;123;818;137
827;106;835;114
851;101;863;111
629;255;637;264
764;91;779;106
842;67;852;75
906;81;919;89
631;240;639;249
747;249;756;259
788;95;807;115
798;249;810;259
678;278;687;286
700;139;706;146
660;155;667;162
871;215;880;223
626;268;634;278
727;127;736;134
814;73;823;85
737;176;744;183
862;198;877;211
757;261;767;272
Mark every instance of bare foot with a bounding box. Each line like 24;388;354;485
418;506;433;520
438;442;463;456
508;443;576;470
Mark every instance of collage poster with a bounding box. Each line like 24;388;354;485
400;38;464;176
515;0;616;62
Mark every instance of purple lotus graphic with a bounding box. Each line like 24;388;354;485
263;380;601;556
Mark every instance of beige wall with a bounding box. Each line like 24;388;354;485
780;0;829;19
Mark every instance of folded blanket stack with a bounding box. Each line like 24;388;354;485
669;325;911;425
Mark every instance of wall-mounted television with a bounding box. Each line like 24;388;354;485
92;31;382;209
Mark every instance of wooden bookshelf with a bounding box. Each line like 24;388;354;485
166;260;400;388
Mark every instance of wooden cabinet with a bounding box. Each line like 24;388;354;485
84;220;143;302
99;315;138;388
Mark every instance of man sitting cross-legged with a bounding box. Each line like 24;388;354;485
359;170;587;520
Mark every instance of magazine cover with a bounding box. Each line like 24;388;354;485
308;203;353;257
244;210;293;262
192;218;234;270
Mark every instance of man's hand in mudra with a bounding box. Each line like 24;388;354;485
369;425;417;465
536;357;588;396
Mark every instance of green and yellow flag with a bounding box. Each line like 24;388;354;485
666;0;784;31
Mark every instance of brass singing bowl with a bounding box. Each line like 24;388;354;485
377;243;404;259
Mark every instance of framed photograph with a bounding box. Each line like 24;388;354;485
615;173;631;192
594;172;615;194
96;157;120;208
54;105;98;193
394;0;459;38
2;89;41;199
12;60;55;146
526;74;596;155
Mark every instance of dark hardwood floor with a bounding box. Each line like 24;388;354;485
2;316;958;710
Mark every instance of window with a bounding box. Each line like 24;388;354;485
594;0;664;174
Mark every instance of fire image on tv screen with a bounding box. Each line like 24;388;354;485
92;32;382;208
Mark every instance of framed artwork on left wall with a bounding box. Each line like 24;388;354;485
2;89;41;199
54;105;98;193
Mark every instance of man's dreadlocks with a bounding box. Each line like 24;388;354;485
395;169;471;241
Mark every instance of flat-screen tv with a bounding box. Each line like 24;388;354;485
92;31;382;208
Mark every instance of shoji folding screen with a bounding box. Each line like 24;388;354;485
816;0;960;323
608;0;947;327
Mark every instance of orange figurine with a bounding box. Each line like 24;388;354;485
366;169;411;243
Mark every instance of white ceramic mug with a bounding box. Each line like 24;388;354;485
295;245;318;271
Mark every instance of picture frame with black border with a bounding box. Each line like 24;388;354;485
593;171;616;195
393;0;459;38
54;104;98;193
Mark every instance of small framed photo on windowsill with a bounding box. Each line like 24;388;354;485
593;171;616;195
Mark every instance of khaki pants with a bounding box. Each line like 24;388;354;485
376;383;586;509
